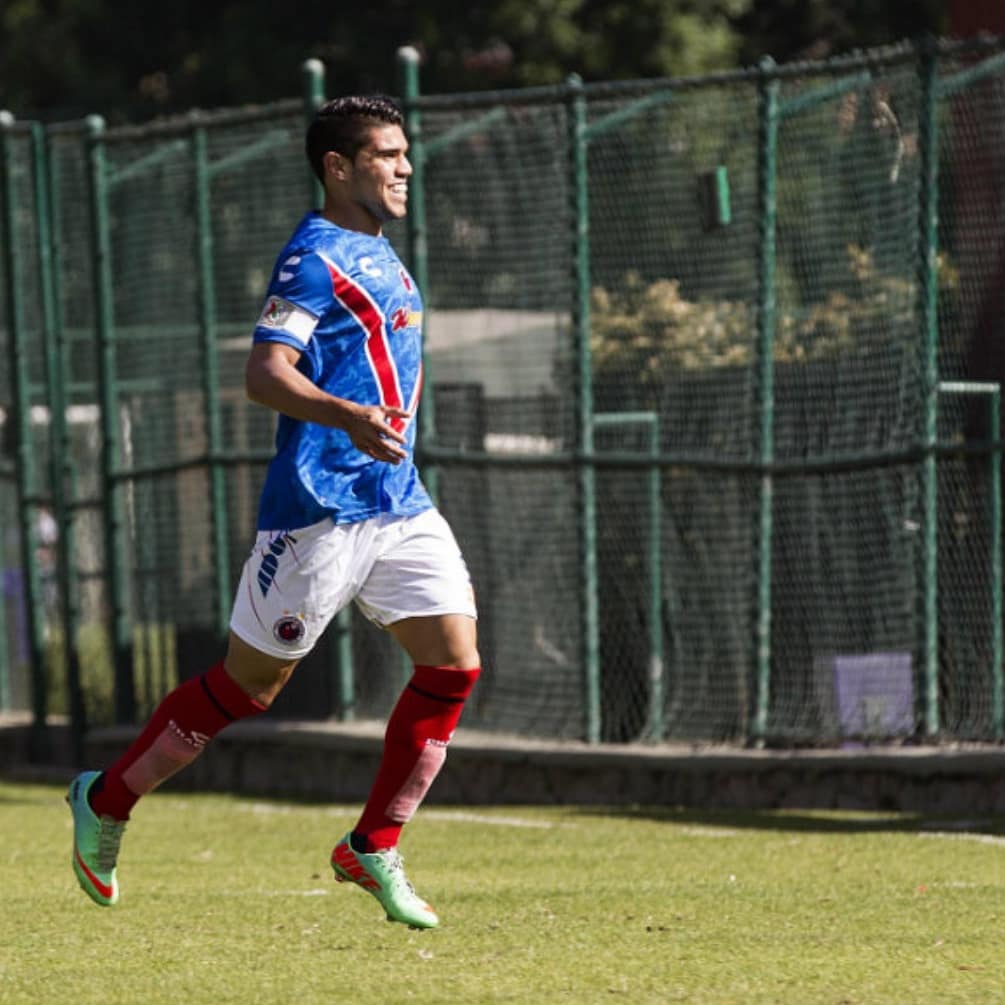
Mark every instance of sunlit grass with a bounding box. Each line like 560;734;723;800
3;782;1005;1004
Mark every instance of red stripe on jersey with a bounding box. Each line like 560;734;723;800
323;259;405;427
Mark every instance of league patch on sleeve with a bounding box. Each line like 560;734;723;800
257;295;318;346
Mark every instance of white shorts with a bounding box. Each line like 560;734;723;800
229;508;477;660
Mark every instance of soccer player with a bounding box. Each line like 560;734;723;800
67;95;480;930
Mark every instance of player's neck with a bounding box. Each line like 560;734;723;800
320;200;382;238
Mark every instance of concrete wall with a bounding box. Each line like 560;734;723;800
5;716;1004;817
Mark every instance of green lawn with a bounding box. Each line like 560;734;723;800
2;780;1004;1004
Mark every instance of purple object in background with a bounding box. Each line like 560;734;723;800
833;651;914;740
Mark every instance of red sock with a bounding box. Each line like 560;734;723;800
89;661;266;820
354;664;480;852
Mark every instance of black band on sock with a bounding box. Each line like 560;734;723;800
406;682;465;704
200;674;236;721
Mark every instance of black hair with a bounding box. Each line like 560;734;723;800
305;95;405;183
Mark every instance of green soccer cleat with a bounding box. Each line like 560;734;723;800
66;771;126;907
330;833;439;930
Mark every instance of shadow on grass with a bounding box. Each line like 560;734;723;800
567;805;1005;836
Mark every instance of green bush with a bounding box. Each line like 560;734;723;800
589;244;960;383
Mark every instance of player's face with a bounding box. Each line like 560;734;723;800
347;124;412;228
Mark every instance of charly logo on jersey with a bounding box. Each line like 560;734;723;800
358;256;383;278
278;255;301;282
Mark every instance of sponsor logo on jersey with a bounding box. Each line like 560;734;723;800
390;307;422;332
399;267;413;292
358;256;383;277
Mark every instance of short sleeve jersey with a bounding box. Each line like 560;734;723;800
252;211;431;530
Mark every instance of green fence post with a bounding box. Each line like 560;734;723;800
42;123;86;758
192;121;231;641
0;112;15;716
302;59;325;210
917;37;941;738
567;74;601;744
85;115;135;724
0;113;49;753
398;46;437;498
303;57;355;719
752;57;779;745
991;387;1003;740
303;59;354;721
646;416;664;742
34;122;86;760
593;412;664;741
397;45;436;691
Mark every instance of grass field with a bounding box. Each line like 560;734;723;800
2;780;1005;1004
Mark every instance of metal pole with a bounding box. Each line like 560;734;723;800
593;412;664;741
989;388;1002;739
192;123;231;641
303;59;354;721
0;113;14;715
917;37;941;737
568;74;600;744
752;57;779;744
396;46;435;694
302;59;325;210
397;45;437;500
86;115;135;724
44;126;86;759
34;122;87;761
0;113;49;753
647;416;664;741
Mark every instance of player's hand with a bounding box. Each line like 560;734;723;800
346;404;410;464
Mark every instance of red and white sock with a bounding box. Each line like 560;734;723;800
353;664;480;852
89;661;266;821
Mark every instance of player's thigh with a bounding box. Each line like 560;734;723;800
229;517;376;662
387;613;479;669
356;509;477;633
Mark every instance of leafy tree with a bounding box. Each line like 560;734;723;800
732;0;949;64
1;0;950;123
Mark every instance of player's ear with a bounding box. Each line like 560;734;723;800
324;150;350;182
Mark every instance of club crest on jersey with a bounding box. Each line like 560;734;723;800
273;614;306;646
259;295;295;329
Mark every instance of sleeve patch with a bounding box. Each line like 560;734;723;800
257;295;318;346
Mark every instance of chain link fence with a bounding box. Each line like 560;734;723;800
1;37;1003;752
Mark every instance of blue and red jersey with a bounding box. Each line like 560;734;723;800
252;211;431;530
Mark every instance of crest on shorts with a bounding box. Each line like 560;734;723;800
273;614;306;646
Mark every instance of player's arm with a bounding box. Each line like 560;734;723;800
245;341;409;462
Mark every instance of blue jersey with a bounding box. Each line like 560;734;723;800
252;212;431;530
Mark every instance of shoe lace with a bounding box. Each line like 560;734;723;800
381;848;418;896
96;817;126;872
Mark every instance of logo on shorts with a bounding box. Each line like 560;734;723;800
257;532;297;597
273;615;306;646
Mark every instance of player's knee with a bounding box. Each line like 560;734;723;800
224;634;298;707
